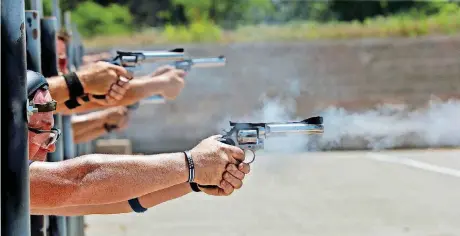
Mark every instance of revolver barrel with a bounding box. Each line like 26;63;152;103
117;50;186;65
177;56;226;69
266;123;324;135
191;56;226;68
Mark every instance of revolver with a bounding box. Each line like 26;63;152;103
91;48;186;100
217;116;324;164
144;54;227;104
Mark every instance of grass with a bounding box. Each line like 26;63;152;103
82;10;460;49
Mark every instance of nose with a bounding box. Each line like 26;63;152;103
46;143;56;153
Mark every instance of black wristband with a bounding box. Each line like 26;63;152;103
128;198;147;213
183;151;195;183
81;94;90;102
64;98;81;109
63;72;85;98
190;182;201;192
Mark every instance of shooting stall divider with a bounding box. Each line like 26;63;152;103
62;10;84;236
73;21;87;236
1;0;31;235
41;16;68;236
25;9;49;236
1;0;87;235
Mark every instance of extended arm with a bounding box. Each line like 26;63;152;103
56;77;166;114
48;75;71;104
71;106;128;143
31;183;192;216
71;110;107;136
56;66;185;115
29;153;188;208
74;126;107;144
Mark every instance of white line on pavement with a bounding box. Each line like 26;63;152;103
366;152;460;178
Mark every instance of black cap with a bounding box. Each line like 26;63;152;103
27;70;49;100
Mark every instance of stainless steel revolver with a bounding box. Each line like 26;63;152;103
217;116;324;163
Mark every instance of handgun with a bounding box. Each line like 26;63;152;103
91;48;186;100
217;116;324;164
197;116;324;190
143;55;227;104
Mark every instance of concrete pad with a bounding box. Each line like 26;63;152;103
84;149;460;236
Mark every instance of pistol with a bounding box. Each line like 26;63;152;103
110;48;186;69
217;116;324;164
92;48;186;100
145;55;227;104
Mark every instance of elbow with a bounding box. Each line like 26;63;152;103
55;155;102;207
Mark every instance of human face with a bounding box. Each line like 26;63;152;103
28;89;57;161
57;39;69;74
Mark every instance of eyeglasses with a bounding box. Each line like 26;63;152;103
28;127;61;147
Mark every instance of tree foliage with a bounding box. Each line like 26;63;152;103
28;0;460;38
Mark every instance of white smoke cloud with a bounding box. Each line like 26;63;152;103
219;87;460;153
318;98;460;150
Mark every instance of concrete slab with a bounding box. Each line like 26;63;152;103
84;149;460;236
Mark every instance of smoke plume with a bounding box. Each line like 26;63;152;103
218;79;460;152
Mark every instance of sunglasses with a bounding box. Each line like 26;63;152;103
28;127;61;147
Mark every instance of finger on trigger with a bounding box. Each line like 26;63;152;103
226;164;245;180
222;144;245;163
109;64;132;79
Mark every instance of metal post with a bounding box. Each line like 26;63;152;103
1;0;31;235
41;17;67;236
61;11;82;236
72;23;83;69
26;10;42;75
64;11;74;72
52;0;61;30
30;0;43;18
25;10;49;236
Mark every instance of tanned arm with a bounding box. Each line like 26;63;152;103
29;153;189;208
31;183;192;216
56;78;166;115
48;75;71;104
74;126;107;144
71;110;107;137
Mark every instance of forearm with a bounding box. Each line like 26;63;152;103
56;78;165;115
115;77;164;105
31;183;192;216
47;76;70;103
30;153;189;208
71;111;107;136
74;126;107;144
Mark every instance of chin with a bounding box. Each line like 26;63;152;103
32;150;49;161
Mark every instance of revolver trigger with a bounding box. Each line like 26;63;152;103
243;149;256;164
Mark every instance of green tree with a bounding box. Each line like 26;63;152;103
71;1;133;37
